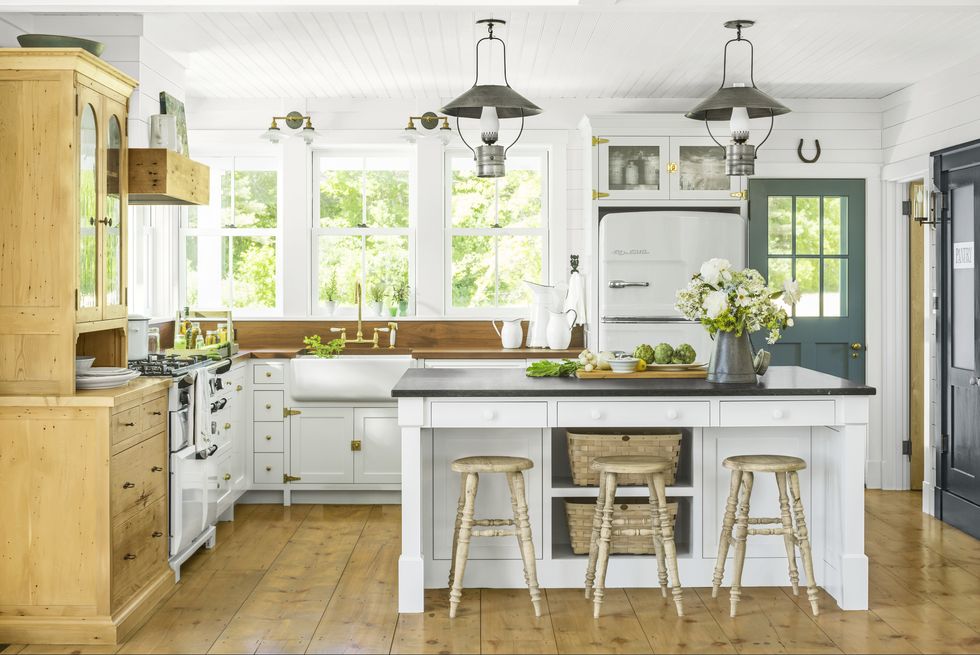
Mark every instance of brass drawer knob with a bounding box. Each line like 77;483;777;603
123;553;137;560
265;435;272;441
265;371;272;378
151;531;163;538
122;481;135;489
265;465;272;472
224;422;231;430
265;403;272;410
223;473;231;481
236;385;243;391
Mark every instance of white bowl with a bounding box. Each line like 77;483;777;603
608;357;638;373
75;355;96;371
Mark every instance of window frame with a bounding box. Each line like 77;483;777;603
178;155;283;317
443;148;550;318
310;147;416;317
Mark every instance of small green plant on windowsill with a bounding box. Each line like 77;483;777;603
303;334;346;358
392;280;410;316
368;282;386;316
320;271;339;315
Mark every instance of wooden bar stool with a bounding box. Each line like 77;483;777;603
712;454;819;617
448;456;542;619
584;455;683;618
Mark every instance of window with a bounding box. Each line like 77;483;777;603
180;157;280;314
447;151;548;313
766;195;848;317
313;151;413;315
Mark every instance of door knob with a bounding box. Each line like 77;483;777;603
850;343;863;350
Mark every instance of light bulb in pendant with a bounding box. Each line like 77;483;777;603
729;84;750;143
480;106;499;145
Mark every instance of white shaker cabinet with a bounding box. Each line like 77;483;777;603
353;407;401;485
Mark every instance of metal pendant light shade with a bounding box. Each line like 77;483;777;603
685;20;789;176
441;19;541;177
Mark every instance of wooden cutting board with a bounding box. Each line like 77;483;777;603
576;368;708;379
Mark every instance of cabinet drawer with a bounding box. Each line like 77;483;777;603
111;433;167;520
255;453;283;484
557;401;710;427
111;495;167;610
430;401;547;428
719;400;836;427
111;406;142;446
140;394;168;434
254;421;284;452
253;363;284;384
253;390;284;421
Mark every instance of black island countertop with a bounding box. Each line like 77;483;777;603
391;365;876;398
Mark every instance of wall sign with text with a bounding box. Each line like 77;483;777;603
954;242;975;270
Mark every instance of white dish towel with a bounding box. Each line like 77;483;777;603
564;269;587;326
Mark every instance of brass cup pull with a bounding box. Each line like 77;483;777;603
151;466;163;472
123;553;137;560
224;422;231;429
223;473;231;481
265;435;272;441
265;403;272;410
151;531;163;538
265;465;272;472
123;422;136;427
122;481;136;489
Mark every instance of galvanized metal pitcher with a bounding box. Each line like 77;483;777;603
707;331;759;384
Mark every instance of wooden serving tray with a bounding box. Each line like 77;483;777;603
576;368;708;379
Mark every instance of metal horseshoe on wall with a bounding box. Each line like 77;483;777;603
797;139;821;163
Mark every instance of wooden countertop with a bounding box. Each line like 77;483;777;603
0;377;171;407
234;347;581;360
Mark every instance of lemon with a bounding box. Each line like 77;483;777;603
636;360;648;372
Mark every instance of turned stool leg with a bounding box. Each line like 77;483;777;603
646;475;669;598
584;473;607;599
712;470;742;598
789;471;819;616
729;470;754;618
507;471;542;618
775;471;800;595
592;471;617;618
651;473;683;616
448;474;467;588
449;472;478;618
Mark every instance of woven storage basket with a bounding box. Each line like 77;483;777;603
565;498;679;555
567;432;682;486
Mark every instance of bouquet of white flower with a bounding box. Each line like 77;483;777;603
675;258;799;345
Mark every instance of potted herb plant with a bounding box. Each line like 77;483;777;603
320;271;339;316
368;282;385;316
675;258;799;383
392;280;410;316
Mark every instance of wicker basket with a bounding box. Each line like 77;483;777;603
565;498;679;555
567;431;682;486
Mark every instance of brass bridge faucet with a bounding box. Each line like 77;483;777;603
329;281;388;348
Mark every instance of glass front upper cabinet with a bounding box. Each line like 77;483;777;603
668;136;742;199
77;94;101;322
597;137;670;200
103;102;127;319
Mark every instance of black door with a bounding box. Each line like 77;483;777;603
935;141;980;538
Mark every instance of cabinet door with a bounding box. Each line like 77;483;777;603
289;408;354;484
102;99;127;319
597;137;669;200
353;408;400;484
76;88;102;322
668;136;741;199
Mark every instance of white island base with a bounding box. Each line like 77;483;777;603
394;367;873;614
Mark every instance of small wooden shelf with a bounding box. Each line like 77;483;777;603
128;148;210;206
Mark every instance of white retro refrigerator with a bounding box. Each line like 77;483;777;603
598;210;746;360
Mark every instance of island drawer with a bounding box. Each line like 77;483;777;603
254;390;284;421
719;400;836;427
255;453;284;484
254;422;284;452
430;401;547;428
557;401;710;427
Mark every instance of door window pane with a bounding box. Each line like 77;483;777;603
823;259;846;317
767;197;792;254
678;145;728;191
608;145;660;190
823;196;847;255
795;258;820;317
768;257;792;311
795;197;820;255
79;103;98;309
951;184;975;370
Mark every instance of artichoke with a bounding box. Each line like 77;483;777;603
673;343;697;364
632;344;655;365
653;343;674;364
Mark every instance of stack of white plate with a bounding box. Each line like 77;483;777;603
76;366;140;390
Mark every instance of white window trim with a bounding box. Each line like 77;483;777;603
310;147;416;318
178;155;284;317
443;147;550;318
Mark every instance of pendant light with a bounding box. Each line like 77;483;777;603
441;19;542;178
685;20;790;176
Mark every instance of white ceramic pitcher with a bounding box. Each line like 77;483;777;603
492;318;524;349
525;281;567;347
546;309;577;350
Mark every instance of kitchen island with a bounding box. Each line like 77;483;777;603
393;366;875;613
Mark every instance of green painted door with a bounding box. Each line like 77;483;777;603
748;179;866;383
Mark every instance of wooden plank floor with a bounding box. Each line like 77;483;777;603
4;491;980;654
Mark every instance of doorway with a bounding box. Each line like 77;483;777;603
934;141;980;538
747;179;867;383
908;180;927;491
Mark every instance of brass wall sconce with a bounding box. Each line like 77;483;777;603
261;110;316;145
403;111;452;145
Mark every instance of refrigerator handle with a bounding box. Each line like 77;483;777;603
608;280;650;289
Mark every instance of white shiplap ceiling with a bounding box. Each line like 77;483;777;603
138;4;980;100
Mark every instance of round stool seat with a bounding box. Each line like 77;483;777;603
723;454;806;473
590;455;673;475
451;455;534;474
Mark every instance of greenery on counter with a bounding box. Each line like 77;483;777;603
303;334;346;359
525;359;583;377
